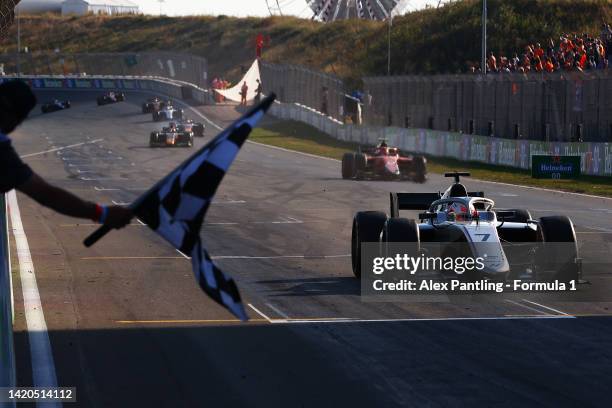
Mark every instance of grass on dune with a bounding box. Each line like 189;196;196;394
2;1;610;83
251;120;612;197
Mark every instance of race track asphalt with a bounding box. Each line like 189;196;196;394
7;90;612;407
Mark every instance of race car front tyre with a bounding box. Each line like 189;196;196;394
341;153;355;179
538;216;579;283
382;218;420;260
382;218;420;243
351;211;387;278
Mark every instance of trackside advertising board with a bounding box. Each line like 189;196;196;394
531;155;581;179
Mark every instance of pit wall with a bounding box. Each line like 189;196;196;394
269;102;612;177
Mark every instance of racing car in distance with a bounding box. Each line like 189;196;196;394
41;99;71;114
351;172;581;284
141;97;166;114
152;102;184;122
342;140;427;183
175;119;205;137
97;91;125;106
150;122;193;147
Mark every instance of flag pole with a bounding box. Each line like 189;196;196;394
83;93;276;247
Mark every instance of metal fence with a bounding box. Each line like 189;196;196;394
363;70;612;142
0;193;16;397
260;61;345;121
0;1;18;39
0;52;208;88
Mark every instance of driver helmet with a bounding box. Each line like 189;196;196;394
446;201;469;221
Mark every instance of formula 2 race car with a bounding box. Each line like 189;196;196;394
141;97;165;114
41;100;71;114
342;140;427;182
97;91;126;106
149;123;193;147
351;172;581;284
176;119;205;137
152;102;184;122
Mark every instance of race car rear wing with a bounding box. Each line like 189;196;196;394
390;191;485;217
390;193;441;216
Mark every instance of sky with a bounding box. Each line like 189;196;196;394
133;0;447;18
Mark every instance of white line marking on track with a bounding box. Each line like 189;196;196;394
111;200;131;206
505;299;550;315
271;315;575;324
521;299;570;316
7;191;61;405
212;254;350;260
176;249;191;260
20;138;104;158
265;302;290;319
178;102;340;162
247;303;279;323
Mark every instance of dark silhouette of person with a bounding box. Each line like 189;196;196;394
0;80;132;228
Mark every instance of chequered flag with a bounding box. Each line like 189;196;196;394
133;94;276;320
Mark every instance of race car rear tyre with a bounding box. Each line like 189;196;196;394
496;209;532;223
149;133;158;147
412;156;427;183
193;125;205;137
65;101;71;108
354;153;367;172
153;112;161;122
341;153;355;179
538;216;579;283
176;110;184;120
351;211;387;278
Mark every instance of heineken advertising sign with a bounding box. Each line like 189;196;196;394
531;155;581;179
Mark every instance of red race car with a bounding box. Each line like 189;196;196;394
342;140;427;183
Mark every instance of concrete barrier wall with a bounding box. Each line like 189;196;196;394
269;101;612;177
0;74;214;105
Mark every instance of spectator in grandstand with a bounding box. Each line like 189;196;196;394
475;26;609;74
0;80;132;229
487;51;497;72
